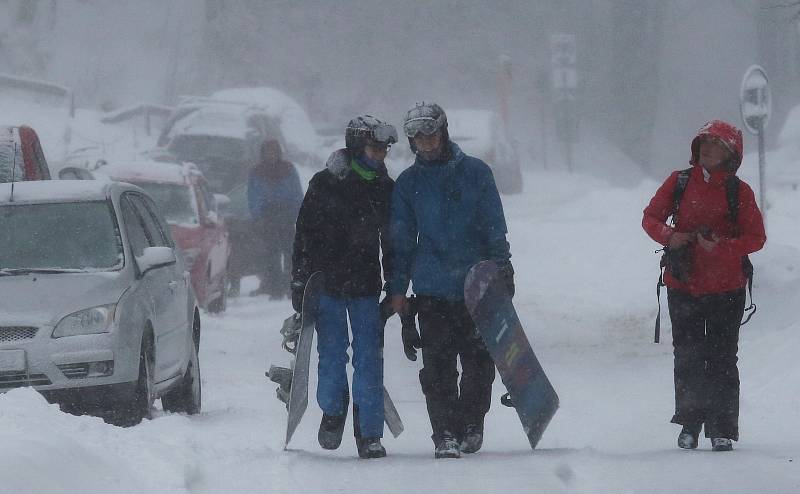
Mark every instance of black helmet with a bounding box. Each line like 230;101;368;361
345;115;398;153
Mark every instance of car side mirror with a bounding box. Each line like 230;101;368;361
214;193;232;217
136;246;176;275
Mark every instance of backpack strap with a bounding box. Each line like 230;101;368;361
725;175;756;325
654;168;692;343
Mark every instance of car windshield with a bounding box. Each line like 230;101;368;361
0;201;123;271
131;182;199;225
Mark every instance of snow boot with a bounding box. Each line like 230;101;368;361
677;425;701;450
434;431;461;459
711;438;733;452
357;438;386;459
318;413;347;450
460;423;484;454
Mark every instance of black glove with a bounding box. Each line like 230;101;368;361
290;280;305;313
497;261;515;298
400;299;422;361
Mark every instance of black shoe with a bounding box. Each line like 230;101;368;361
434;431;461;459
318;413;347;450
711;438;733;451
357;437;387;459
460;423;484;454
678;425;701;450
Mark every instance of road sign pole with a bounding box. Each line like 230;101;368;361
758;120;766;215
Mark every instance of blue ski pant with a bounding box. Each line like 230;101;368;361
315;294;384;438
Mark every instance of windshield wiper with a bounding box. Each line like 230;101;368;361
0;268;85;276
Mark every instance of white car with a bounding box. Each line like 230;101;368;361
0;180;201;425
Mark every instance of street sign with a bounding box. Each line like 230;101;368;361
740;65;771;135
550;34;577;91
739;65;770;220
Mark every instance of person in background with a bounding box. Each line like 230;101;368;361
247;139;303;298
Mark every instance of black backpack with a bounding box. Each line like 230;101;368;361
653;168;756;343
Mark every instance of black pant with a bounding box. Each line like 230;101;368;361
416;296;496;444
258;220;293;297
667;288;745;440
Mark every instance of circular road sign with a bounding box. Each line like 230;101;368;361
740;65;771;135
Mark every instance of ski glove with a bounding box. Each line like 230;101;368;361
400;310;422;361
497;261;515;298
290;280;305;313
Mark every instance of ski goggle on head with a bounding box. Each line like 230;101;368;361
403;105;447;138
370;123;398;145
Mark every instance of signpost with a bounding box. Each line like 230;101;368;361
550;34;578;172
739;65;771;217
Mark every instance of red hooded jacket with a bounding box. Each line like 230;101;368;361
642;121;766;296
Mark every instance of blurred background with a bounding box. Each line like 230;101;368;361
1;0;800;180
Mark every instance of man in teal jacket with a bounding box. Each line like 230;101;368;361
388;102;514;459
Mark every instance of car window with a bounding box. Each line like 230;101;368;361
129;195;167;248
139;195;176;248
120;195;152;257
32;139;50;180
128;181;199;225
197;181;216;214
0;200;123;270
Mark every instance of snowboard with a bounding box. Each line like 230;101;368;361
464;260;559;449
266;272;404;449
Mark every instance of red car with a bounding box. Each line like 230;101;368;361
60;160;231;312
0;125;51;182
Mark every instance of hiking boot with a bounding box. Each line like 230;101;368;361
357;437;387;459
711;438;733;452
318;413;346;450
677;425;701;450
460;424;484;454
434;431;461;459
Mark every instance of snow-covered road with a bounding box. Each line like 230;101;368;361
2;170;799;494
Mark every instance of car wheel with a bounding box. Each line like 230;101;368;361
207;272;228;314
161;340;201;415
108;336;154;427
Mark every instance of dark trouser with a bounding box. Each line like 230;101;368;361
259;220;293;297
667;288;745;440
416;296;496;444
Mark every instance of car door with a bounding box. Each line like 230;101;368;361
119;194;170;382
129;194;188;380
196;180;228;297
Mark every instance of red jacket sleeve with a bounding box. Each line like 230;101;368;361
716;181;766;258
642;171;679;246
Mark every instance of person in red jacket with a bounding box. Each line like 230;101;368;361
642;120;765;452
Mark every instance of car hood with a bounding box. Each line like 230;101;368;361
0;271;129;326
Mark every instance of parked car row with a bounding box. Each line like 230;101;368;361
0;180;201;425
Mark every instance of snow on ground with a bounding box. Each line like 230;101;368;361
2;153;800;493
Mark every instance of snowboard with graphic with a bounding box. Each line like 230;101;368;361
464;260;559;449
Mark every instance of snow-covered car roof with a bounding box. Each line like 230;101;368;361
0;179;135;204
95;160;200;186
447;109;497;155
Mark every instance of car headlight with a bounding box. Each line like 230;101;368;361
52;304;116;338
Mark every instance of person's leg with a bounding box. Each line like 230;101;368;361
347;296;384;440
668;288;707;430
315;294;351;416
703;289;745;442
454;301;495;444
416;296;461;446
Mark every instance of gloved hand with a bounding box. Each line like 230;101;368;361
401;318;422;361
290;280;305;313
497;261;515;298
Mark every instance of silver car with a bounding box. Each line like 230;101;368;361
0;180;201;425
